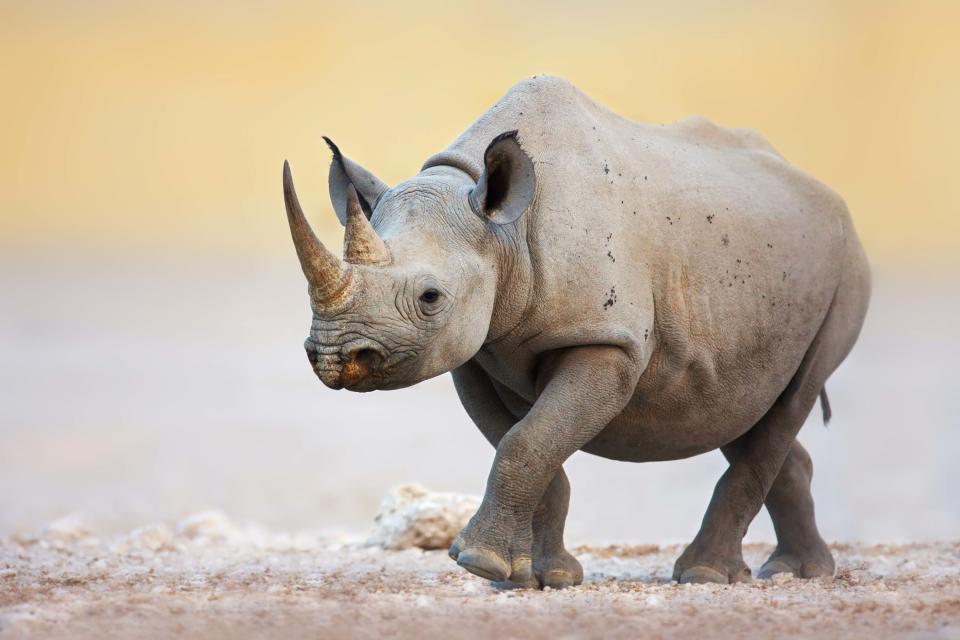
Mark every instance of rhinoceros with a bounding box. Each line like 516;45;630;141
282;76;870;588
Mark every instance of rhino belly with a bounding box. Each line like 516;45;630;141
580;350;794;463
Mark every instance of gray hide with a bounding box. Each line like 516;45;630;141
284;76;871;588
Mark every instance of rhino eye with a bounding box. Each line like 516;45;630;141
419;289;441;304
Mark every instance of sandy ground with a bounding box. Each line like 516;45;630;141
2;514;959;640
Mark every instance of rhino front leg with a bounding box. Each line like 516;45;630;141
531;470;583;588
451;346;640;585
451;361;583;588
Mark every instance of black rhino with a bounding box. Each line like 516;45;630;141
283;76;870;588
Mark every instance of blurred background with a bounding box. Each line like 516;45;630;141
1;0;957;544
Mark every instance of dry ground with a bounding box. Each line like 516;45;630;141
1;517;959;639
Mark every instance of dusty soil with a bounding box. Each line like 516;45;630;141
2;517;959;639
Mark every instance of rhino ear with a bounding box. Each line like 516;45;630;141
324;137;389;225
469;130;535;225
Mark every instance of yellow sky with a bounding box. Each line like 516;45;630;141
0;0;957;265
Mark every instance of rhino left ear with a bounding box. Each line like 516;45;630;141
469;130;535;225
324;136;389;225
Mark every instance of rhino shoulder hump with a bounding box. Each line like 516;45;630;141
673;116;783;157
503;75;578;105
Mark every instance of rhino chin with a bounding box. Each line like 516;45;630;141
341;378;382;393
344;371;418;393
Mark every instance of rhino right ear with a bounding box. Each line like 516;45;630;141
469;130;535;225
324;137;389;225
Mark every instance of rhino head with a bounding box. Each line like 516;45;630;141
284;132;534;392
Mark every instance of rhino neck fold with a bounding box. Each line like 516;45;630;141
420;151;483;183
480;220;534;349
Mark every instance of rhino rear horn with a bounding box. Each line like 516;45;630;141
343;185;392;266
283;161;353;303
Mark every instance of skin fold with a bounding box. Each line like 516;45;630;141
284;76;871;588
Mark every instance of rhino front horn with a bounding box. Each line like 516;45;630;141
283;160;353;303
343;184;391;266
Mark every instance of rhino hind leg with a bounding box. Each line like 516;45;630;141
717;438;834;580
753;230;869;580
754;441;835;579
673;378;828;584
673;252;869;585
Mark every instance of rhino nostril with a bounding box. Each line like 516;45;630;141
339;346;384;387
351;348;383;369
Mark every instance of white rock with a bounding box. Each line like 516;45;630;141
175;510;242;544
366;484;479;551
112;524;177;553
40;515;94;545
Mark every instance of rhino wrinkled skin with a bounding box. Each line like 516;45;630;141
283;76;870;588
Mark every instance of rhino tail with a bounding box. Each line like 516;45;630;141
819;387;832;426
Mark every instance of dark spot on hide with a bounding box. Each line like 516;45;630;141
603;162;610;174
706;214;714;223
603;286;618;310
721;234;730;246
607;250;616;262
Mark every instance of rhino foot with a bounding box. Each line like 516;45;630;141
448;512;534;585
453;547;512;582
450;533;582;590
534;548;583;589
673;543;752;584
757;545;835;580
